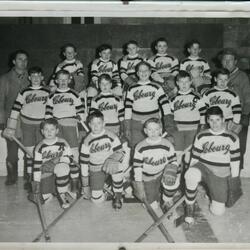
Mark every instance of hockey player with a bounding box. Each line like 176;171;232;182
45;69;85;182
124;61;171;149
180;40;211;94
90;74;124;135
51;43;85;92
79;110;124;209
166;70;207;169
119;40;144;92
3;66;50;191
202;68;242;134
147;37;179;98
184;106;241;224
132;118;179;211
89;44;122;97
32;118;79;208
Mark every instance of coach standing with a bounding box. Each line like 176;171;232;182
221;48;250;170
0;50;30;185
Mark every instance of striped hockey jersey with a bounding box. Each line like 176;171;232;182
133;137;177;182
179;56;210;77
190;129;240;177
33;137;73;182
55;59;84;76
10;86;50;124
79;129;122;176
90;92;124;127
90;58;120;86
45;88;85;120
170;90;207;131
202;87;242;123
147;53;179;76
119;54;143;80
124;80;171;122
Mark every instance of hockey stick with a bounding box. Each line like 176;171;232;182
12;136;33;157
135;195;184;242
142;198;175;243
78;119;90;133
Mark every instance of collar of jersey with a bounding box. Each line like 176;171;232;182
100;58;110;63
64;59;76;63
209;128;226;135
101;92;112;95
214;86;228;91
188;56;200;60
138;80;151;85
91;129;105;137
128;54;139;59
57;88;70;92
178;89;192;95
146;137;162;144
30;86;42;90
43;137;58;145
156;53;168;57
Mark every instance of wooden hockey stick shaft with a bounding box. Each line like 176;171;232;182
12;136;33;157
142;199;174;243
78;119;90;133
135;196;184;242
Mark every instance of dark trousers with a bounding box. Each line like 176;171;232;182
239;126;248;169
6;138;19;181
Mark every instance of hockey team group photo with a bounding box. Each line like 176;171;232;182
0;17;250;243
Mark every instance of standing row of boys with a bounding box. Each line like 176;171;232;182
1;37;250;225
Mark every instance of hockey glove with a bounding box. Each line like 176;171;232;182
124;76;137;88
132;181;146;202
112;85;123;97
2;118;18;140
41;159;57;173
162;76;177;99
240;114;249;127
226;176;243;208
162;163;178;186
227;120;242;134
102;151;125;175
163;115;177;137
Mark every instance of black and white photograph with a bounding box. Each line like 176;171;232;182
0;1;250;248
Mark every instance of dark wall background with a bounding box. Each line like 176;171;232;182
0;22;246;84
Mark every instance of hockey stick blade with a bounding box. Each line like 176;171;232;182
174;214;185;228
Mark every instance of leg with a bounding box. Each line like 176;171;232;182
24;146;34;191
111;171;124;209
131;120;145;149
239;125;248;169
210;200;225;216
89;171;106;204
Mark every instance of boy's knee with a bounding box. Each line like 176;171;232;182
54;163;70;177
210;200;226;216
185;167;202;187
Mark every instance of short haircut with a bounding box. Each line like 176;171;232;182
98;44;112;54
55;69;70;79
98;74;112;85
88;110;104;123
126;40;139;48
187;39;201;49
176;70;191;82
144;117;162;129
135;61;151;73
40;118;59;130
221;48;238;60
215;68;230;78
61;43;77;53
206;106;224;119
155;37;168;46
12;49;29;60
28;66;43;76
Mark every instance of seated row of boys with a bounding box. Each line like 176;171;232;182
2;58;242;225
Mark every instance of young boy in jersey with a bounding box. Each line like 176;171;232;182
133;118;179;211
167;70;207;169
52;43;85;92
147;37;179;98
3;66;50;191
32;118;79;209
119;40;143;92
124;61;171;149
202;68;242;134
184;106;240;224
89;44;122;96
90;74;124;135
45;69;85;184
79;111;124;209
180;40;211;94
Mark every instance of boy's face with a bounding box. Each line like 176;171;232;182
64;47;77;61
137;64;151;82
29;72;44;88
215;73;229;89
13;53;28;71
144;122;162;140
56;73;71;90
89;117;105;134
100;79;112;93
177;77;192;92
127;43;139;56
49;81;57;93
207;114;224;132
99;49;111;61
221;54;237;73
42;124;58;140
188;44;201;57
155;41;168;54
